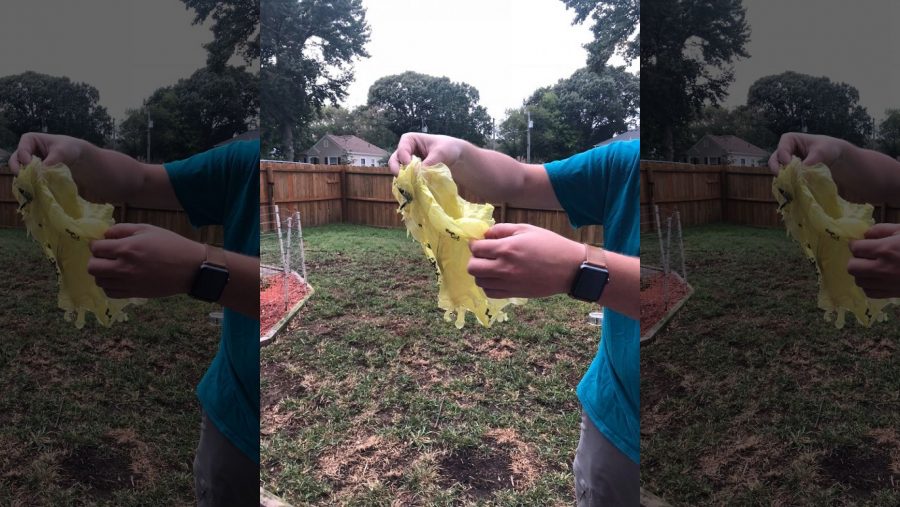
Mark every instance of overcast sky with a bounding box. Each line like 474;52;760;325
724;0;899;122
0;0;215;122
343;0;637;121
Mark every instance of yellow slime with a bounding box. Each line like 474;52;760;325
12;158;140;328
392;157;525;328
772;157;897;328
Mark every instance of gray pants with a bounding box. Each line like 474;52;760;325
193;411;258;506
573;412;640;506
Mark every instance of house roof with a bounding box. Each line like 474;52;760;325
595;128;640;147
688;134;767;157
319;134;389;157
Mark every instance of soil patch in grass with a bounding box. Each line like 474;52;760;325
819;438;899;497
59;441;135;497
439;430;539;498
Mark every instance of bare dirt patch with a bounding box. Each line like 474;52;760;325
439;429;539;498
819;437;899;497
59;441;135;497
317;434;412;495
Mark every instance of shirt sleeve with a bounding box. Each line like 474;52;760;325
163;140;260;228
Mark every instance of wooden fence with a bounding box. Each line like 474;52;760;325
259;161;604;245
640;161;900;232
0;165;224;245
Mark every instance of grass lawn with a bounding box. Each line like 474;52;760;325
641;224;900;506
260;224;600;506
0;228;221;506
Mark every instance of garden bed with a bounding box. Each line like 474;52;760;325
260;265;312;346
640;266;693;344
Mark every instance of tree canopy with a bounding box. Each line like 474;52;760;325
561;0;639;73
877;109;900;159
118;66;258;162
641;0;750;160
366;71;492;146
180;0;260;69
497;66;638;162
0;71;113;147
261;0;370;160
747;71;873;146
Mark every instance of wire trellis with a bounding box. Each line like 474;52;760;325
261;205;307;310
653;205;687;309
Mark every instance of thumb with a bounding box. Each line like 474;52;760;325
104;223;147;239
484;223;527;240
864;223;900;239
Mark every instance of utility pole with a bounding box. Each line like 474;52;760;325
491;118;496;150
146;109;153;162
526;108;532;163
421;117;428;133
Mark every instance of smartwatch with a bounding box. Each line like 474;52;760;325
189;244;230;303
569;244;610;303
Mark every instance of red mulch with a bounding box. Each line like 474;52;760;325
261;274;309;336
640;272;690;336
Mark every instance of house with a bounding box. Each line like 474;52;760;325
300;134;389;167
595;128;640;147
685;134;768;166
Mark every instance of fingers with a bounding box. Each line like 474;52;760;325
87;257;122;278
388;151;400;175
90;238;122;259
469;238;501;259
849;238;882;260
467;257;497;278
104;223;146;239
484;223;526;240
859;288;898;299
864;223;900;240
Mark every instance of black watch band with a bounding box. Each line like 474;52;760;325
189;245;230;303
569;244;610;303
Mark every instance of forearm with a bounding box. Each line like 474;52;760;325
836;141;900;206
73;143;148;203
595;250;640;320
455;143;540;203
217;251;260;319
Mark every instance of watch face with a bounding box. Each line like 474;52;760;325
192;264;230;302
572;264;609;302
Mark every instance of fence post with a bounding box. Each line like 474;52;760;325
646;165;656;232
340;165;348;224
720;165;728;223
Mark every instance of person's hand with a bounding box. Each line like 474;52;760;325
8;133;88;174
768;133;849;174
848;223;900;299
467;223;584;299
87;223;205;299
388;133;468;176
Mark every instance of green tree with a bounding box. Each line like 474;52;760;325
0;71;113;146
180;0;259;69
366;71;493;145
877;109;900;158
497;66;638;162
746;71;873;146
261;0;370;160
119;66;258;162
642;0;750;160
561;0;639;72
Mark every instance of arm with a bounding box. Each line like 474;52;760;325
769;133;900;206
467;224;640;319
388;133;561;209
88;223;260;318
9;133;182;209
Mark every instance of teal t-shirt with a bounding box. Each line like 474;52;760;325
164;139;261;462
544;139;640;463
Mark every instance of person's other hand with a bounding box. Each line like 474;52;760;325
388;133;467;176
848;223;900;299
467;223;584;299
88;223;205;299
8;133;87;174
768;133;848;175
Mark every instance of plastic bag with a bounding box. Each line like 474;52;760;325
392;157;525;328
12;158;141;328
772;157;897;328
